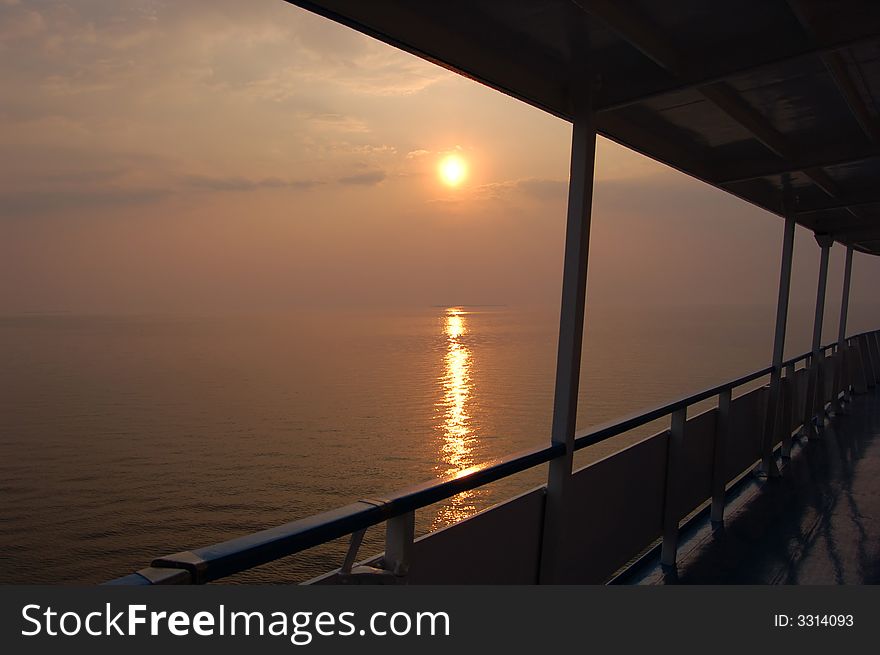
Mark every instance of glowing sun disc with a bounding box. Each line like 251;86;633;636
438;155;467;187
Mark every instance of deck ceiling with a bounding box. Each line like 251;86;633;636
290;0;880;256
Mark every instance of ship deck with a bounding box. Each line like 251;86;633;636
107;1;880;586
621;388;880;585
108;331;880;586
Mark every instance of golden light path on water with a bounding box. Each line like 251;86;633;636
432;307;481;530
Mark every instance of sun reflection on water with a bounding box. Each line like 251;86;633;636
432;307;481;529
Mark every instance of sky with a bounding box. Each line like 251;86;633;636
2;0;879;338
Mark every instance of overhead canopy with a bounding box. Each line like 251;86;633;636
290;0;880;255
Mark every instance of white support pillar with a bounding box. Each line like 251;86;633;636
802;234;833;436
538;109;597;584
833;246;854;408
760;215;796;477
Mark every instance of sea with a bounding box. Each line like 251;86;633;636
0;303;853;583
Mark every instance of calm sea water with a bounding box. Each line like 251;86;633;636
0;304;804;583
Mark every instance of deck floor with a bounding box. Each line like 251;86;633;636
624;387;880;585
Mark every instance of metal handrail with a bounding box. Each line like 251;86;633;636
186;441;563;583
781;339;838;368
574;337;856;451
106;442;563;584
574;365;772;451
106;330;878;584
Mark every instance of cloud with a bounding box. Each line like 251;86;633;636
297;112;370;134
290;47;448;97
514;178;567;200
0;188;168;218
406;149;430;159
183;175;322;192
0;165;395;218
337;170;386;186
184;170;388;192
0;5;45;44
474;177;568;201
350;144;396;155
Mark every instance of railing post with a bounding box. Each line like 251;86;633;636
870;333;878;387
871;332;880;383
383;511;415;578
859;333;877;388
538;102;596;584
857;337;868;391
832;246;854;410
781;363;795;457
661;407;687;566
710;389;732;523
802;234;832;437
760;215;795;476
849;337;867;394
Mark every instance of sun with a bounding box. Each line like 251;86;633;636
438;154;467;187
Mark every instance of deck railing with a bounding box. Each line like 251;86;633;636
106;329;880;585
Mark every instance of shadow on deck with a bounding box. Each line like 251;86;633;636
621;388;880;584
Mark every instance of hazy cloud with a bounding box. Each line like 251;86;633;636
0;3;45;44
474;177;568;201
338;170;386;186
0;188;168;218
184;175;322;192
351;144;396;155
298;112;370;134
184;170;389;191
515;178;567;200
